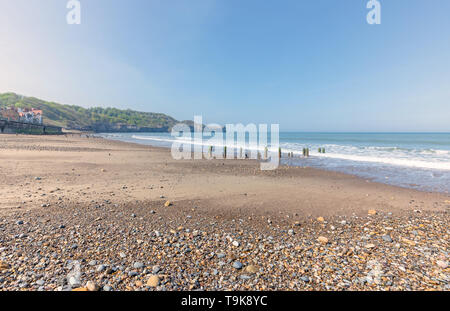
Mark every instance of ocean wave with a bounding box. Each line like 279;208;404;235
313;152;450;171
131;135;450;171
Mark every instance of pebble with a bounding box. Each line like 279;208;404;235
382;235;393;243
318;236;329;244
436;260;448;269
133;262;144;269
300;276;310;282
36;280;45;286
245;265;259;274
232;261;243;270
0;200;447;291
147;275;160;287
86;281;99;291
68;276;81;288
128;271;138;277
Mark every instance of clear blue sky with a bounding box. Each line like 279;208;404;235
0;0;449;131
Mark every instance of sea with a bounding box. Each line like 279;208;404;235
97;132;450;194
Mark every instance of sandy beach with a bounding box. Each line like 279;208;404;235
0;134;449;291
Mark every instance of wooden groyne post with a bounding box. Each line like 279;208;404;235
303;148;310;157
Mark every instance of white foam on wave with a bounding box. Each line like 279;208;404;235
280;142;450;171
313;152;450;170
132;135;275;152
131;135;450;171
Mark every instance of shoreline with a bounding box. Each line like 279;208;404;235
0;133;449;214
97;133;450;196
97;132;450;194
0;134;448;291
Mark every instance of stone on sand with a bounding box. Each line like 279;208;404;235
245;265;259;274
147;275;160;287
86;281;99;291
318;236;329;244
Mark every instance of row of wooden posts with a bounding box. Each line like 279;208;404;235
207;146;325;159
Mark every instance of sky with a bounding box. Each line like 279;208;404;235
0;0;449;132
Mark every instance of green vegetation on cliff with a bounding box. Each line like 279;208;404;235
0;92;178;132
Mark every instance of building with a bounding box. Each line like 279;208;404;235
0;107;20;121
18;108;43;124
0;107;43;124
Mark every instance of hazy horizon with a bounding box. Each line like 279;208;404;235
1;0;449;132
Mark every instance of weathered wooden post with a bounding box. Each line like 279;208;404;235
278;147;282;159
209;146;213;158
264;146;268;160
224;146;227;159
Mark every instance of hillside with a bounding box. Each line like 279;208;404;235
0;92;179;132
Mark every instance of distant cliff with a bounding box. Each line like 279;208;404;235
0;92;180;132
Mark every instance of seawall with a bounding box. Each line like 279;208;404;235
0;120;62;135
